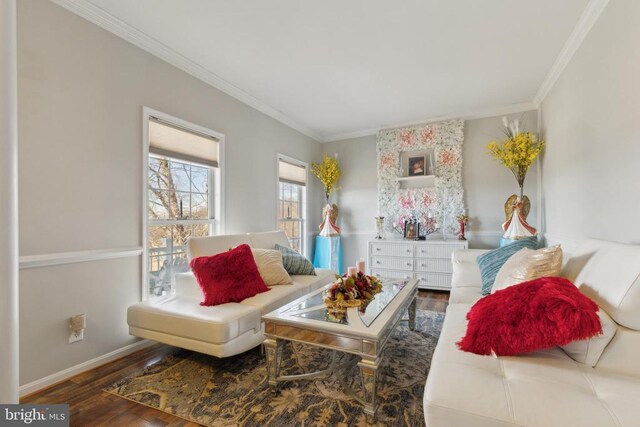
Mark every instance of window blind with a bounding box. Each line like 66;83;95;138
278;159;306;186
149;117;219;167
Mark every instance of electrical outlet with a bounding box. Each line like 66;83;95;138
69;329;84;343
69;314;86;344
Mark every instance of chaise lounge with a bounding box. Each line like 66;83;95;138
127;231;335;357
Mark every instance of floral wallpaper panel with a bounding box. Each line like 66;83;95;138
377;119;465;235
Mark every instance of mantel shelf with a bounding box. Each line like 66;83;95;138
396;175;435;182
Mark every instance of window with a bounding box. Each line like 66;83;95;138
278;156;307;254
145;112;223;297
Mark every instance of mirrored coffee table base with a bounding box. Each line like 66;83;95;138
263;279;418;421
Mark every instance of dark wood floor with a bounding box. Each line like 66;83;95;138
416;288;449;312
22;290;449;427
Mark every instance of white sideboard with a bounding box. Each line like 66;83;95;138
368;238;468;291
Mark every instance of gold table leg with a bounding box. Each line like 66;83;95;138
357;356;379;422
264;337;284;393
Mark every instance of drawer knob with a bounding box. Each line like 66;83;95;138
406;262;411;266
422;263;427;267
406;249;411;253
376;261;381;264
376;247;380;251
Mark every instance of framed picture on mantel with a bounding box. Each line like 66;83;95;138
404;221;419;240
408;156;426;176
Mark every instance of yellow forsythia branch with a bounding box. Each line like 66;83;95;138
311;154;341;200
487;132;544;188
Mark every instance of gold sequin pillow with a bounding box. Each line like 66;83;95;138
251;249;293;286
491;246;563;293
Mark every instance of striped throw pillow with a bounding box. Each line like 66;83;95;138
275;244;316;276
477;237;538;295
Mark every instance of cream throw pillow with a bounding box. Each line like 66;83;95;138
560;308;617;367
491;245;563;293
251;249;292;286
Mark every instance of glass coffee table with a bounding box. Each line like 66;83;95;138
262;278;418;421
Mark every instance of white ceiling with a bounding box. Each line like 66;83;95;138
70;0;591;141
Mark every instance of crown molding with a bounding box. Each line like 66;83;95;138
322;128;382;143
50;0;607;143
322;101;537;143
50;0;324;142
533;0;610;106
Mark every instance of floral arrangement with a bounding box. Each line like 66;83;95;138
324;273;383;310
311;154;341;202
487;118;545;197
392;213;438;237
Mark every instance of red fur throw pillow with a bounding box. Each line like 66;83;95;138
457;277;602;356
190;244;270;306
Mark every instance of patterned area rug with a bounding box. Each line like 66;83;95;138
105;310;444;426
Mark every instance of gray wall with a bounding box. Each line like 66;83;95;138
17;0;323;385
324;136;378;272
540;0;640;244
325;111;539;268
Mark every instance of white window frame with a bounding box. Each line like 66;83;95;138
142;107;225;300
276;154;308;256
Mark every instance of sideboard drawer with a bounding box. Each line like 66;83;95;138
370;242;414;257
371;268;413;280
371;256;413;271
415;272;453;289
368;239;467;291
415;243;466;259
414;258;452;273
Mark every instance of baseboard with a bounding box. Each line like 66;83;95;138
19;339;154;397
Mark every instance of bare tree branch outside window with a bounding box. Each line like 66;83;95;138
148;156;214;296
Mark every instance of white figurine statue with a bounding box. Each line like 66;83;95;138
502;197;537;239
319;203;341;237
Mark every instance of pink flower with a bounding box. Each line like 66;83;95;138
422;216;438;232
397;130;416;148
399;193;414;209
439;150;458;166
380;153;396;169
420;192;434;207
419;127;436;145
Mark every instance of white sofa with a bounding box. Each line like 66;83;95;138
424;239;640;426
127;231;335;358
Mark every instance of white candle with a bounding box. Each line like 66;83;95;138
348;266;357;277
356;259;365;274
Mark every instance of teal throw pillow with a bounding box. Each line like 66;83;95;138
477;237;539;295
275;244;316;276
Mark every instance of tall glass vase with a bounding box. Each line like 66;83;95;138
374;217;385;239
